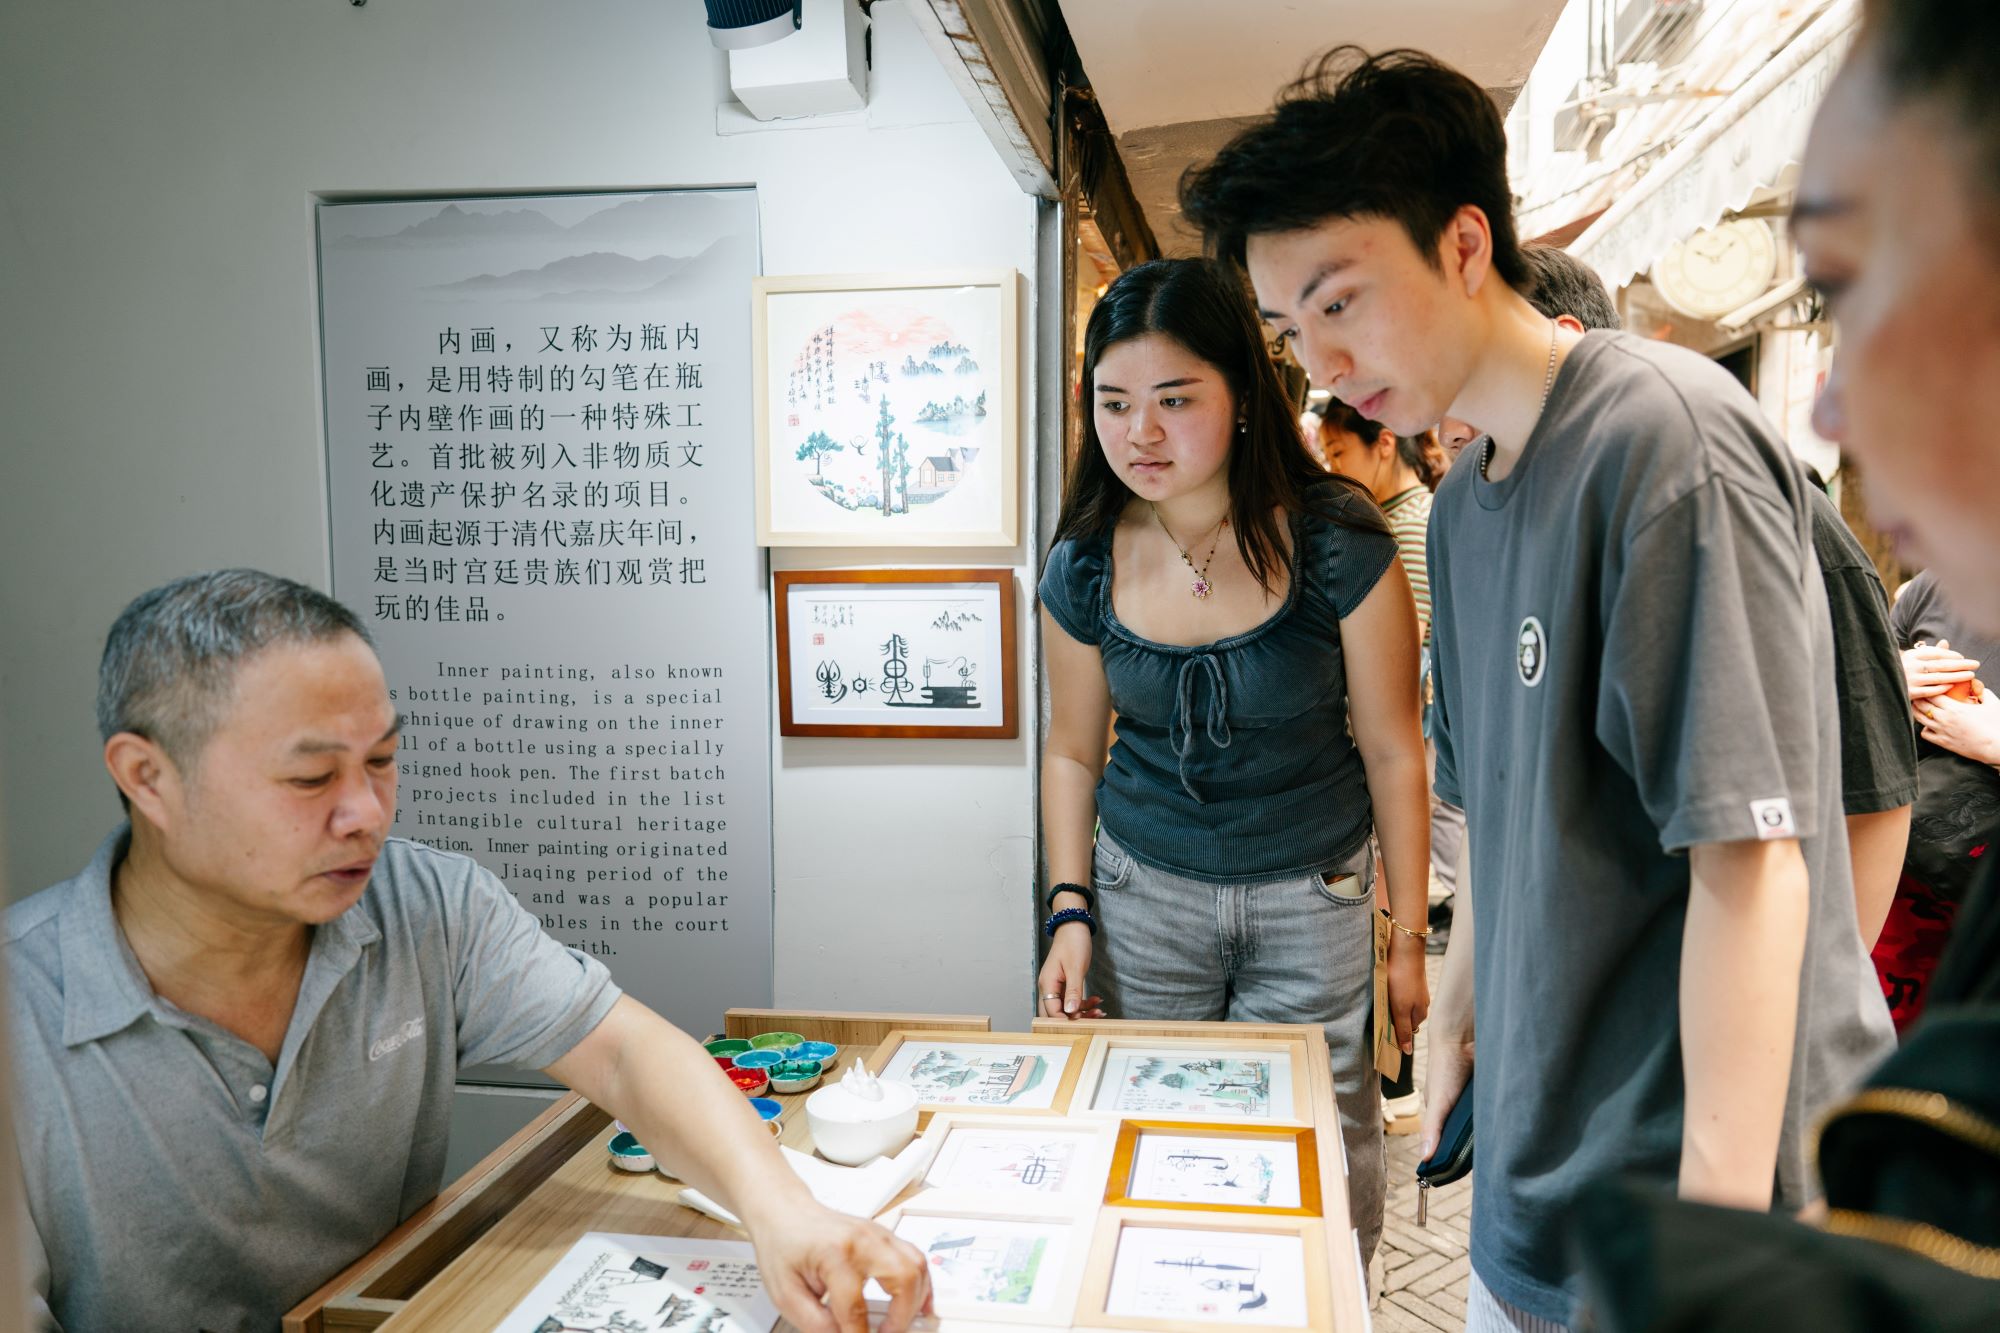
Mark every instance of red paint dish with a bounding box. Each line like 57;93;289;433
727;1067;770;1096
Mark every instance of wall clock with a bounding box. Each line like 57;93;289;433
1651;217;1779;321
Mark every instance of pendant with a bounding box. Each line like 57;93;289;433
1190;577;1212;599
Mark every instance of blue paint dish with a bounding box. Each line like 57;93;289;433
732;1049;786;1070
788;1040;838;1064
748;1096;784;1121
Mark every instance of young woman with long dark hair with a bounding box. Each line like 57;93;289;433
1035;258;1431;1264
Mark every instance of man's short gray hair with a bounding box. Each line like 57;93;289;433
98;569;373;766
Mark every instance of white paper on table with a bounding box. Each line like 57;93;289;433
674;1139;940;1227
491;1233;779;1333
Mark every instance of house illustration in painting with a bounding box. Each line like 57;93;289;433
918;454;958;491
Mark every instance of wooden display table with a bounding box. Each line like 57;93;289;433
285;1015;1366;1332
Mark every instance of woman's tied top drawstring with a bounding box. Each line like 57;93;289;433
1171;652;1231;802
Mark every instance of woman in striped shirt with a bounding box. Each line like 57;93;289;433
1315;401;1452;1130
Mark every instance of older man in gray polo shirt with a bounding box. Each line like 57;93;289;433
8;570;929;1333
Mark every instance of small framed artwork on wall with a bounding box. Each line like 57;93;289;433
774;568;1017;739
753;269;1019;547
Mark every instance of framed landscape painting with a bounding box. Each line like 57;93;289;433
868;1031;1089;1115
753;270;1019;547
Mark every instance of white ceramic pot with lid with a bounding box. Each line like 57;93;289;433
804;1063;919;1165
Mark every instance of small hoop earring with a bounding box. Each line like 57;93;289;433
1236;420;1247;434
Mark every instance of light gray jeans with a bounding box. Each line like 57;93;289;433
1089;829;1384;1264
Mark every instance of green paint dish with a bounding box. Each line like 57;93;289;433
704;1038;753;1057
750;1031;806;1050
769;1059;823;1093
607;1131;655;1173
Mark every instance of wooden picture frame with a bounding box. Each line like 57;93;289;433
867;1030;1091;1116
774;568;1018;738
1105;1122;1321;1218
1071;1037;1314;1126
1075;1210;1335;1332
865;1201;1090;1326
753;269;1020;547
911;1112;1121;1207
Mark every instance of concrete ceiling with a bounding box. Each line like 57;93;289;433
1059;0;1571;253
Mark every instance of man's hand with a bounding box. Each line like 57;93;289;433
1902;638;1980;701
740;1192;932;1333
1916;690;2000;766
1387;935;1430;1055
1036;922;1104;1020
1420;1031;1472;1161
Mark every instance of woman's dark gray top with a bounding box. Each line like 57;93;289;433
1039;484;1396;882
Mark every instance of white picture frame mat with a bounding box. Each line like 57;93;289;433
1129;1131;1304;1211
880;1040;1073;1111
1104;1224;1310;1328
1078;1042;1304;1124
863;1207;1084;1323
916;1114;1119;1204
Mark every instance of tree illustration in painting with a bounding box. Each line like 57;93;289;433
892;432;912;514
795;430;840;477
874;396;898;513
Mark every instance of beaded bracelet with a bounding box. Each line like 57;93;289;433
1044;906;1098;937
1045;881;1095;912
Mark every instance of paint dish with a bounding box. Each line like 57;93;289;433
769;1059;824;1094
788;1040;838;1064
704;1038;753;1058
750;1031;807;1050
713;1055;740;1072
606;1131;655;1173
727;1068;770;1096
749;1096;785;1122
732;1049;786;1070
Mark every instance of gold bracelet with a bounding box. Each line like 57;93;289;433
1388;915;1432;939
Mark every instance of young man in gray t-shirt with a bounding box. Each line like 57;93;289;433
1183;48;1894;1327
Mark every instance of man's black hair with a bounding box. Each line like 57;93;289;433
1180;46;1529;292
1522;244;1620;332
1864;0;2000;212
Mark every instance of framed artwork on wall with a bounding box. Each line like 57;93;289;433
773;568;1017;739
752;269;1020;547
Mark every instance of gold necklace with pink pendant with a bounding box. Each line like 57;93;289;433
1153;504;1230;600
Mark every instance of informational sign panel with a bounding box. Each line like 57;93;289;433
317;190;770;1066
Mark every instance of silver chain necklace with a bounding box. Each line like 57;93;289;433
1481;318;1561;481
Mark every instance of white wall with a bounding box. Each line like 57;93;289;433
0;0;1042;1053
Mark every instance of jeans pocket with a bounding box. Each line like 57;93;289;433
1311;869;1372;905
1091;837;1133;892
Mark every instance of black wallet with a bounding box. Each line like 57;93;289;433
1413;1071;1473;1225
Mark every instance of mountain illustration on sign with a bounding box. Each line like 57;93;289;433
783;307;992;517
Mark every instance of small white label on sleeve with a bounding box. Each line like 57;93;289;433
1749;797;1797;841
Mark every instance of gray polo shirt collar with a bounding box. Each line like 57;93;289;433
57;826;383;1050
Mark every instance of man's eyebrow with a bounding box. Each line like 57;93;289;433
1256;259;1355;322
289;714;403;756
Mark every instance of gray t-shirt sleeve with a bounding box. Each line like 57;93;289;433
445;859;622;1069
1596;477;1825;851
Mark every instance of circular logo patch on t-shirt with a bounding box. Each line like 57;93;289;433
1517;615;1547;687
